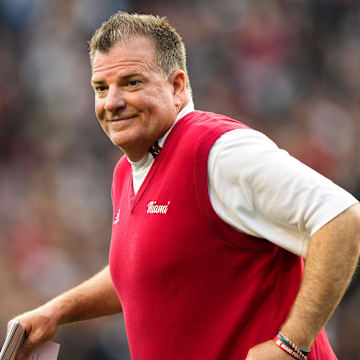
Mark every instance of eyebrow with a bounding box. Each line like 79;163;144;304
91;72;145;86
91;79;105;85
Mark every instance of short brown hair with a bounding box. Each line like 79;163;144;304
89;11;191;93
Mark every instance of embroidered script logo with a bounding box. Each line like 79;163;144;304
147;201;171;214
113;208;120;225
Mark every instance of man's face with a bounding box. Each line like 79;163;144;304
91;36;184;161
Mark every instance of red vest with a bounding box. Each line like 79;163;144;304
109;111;337;359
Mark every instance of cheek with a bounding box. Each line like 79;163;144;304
145;90;172;114
95;99;105;119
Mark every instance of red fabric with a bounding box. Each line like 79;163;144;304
109;111;337;359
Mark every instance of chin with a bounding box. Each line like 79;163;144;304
109;134;137;150
110;138;127;148
108;130;130;146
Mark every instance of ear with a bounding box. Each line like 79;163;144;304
169;70;187;107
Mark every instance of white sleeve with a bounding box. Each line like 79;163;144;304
208;129;359;257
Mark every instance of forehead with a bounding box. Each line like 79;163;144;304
92;36;158;79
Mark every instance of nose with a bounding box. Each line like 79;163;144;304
104;85;126;113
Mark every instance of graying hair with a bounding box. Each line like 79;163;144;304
89;11;192;94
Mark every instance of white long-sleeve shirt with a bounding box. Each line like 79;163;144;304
128;101;358;257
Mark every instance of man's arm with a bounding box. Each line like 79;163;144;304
246;203;360;359
8;265;121;360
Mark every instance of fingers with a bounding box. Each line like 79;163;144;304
7;318;31;336
14;324;49;360
6;309;57;360
16;337;35;360
6;319;32;360
6;320;15;334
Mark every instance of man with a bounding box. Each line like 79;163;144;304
8;11;360;360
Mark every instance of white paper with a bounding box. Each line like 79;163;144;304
28;341;60;360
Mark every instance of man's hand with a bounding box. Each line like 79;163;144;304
7;305;58;360
246;340;293;360
5;266;121;360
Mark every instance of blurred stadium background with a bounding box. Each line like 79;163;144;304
0;0;359;359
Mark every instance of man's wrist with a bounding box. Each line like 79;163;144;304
273;334;308;360
279;324;315;350
42;298;69;326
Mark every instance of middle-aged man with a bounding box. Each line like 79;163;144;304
8;11;360;360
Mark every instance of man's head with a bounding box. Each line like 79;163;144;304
89;11;191;94
89;12;191;161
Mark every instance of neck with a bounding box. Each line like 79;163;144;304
122;148;149;162
121;122;175;162
122;97;192;162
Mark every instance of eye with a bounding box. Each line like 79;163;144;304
128;80;140;87
95;86;107;93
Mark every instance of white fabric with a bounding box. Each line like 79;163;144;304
208;129;358;257
128;104;358;257
130;150;154;194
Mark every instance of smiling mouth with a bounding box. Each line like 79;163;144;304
108;115;137;122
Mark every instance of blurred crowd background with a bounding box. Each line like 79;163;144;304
0;0;359;359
